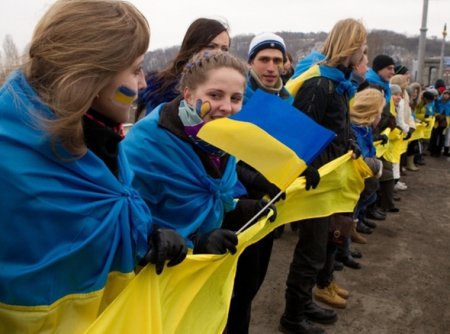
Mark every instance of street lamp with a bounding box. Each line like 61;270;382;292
438;23;447;80
416;0;429;83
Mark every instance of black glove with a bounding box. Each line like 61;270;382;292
254;198;277;222
404;128;415;140
142;226;188;275
254;173;285;201
395;126;404;134
193;229;238;255
301;166;320;190
378;134;388;145
348;139;361;159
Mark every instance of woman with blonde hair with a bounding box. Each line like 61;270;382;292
0;1;186;332
280;18;367;334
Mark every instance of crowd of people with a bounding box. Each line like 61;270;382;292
0;1;448;333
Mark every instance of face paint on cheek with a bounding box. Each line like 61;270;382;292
112;85;137;106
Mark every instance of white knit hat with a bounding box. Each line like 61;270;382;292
390;84;402;95
248;32;286;62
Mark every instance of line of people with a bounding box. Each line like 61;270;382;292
1;1;447;333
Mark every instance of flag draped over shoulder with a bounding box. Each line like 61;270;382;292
86;152;372;334
0;71;150;333
197;90;335;190
286;63;357;106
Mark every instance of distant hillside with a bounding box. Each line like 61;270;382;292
144;29;449;74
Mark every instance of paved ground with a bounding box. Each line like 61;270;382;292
250;155;450;334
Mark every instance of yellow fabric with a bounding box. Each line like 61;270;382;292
86;153;372;334
374;128;391;158
285;65;321;98
382;127;406;163
0;272;135;334
423;117;435;139
197;117;307;190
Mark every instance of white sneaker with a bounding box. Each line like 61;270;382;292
394;181;408;191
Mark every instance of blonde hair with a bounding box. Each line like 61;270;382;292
24;0;150;156
350;88;385;125
179;51;247;91
321;18;367;67
390;74;408;90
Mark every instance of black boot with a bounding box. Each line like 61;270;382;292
279;317;327;334
444;147;450;157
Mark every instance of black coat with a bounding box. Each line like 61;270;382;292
292;74;354;168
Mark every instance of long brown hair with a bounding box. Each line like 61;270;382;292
135;18;229;120
24;0;150;156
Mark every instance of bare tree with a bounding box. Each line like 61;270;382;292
2;35;20;81
0;51;6;85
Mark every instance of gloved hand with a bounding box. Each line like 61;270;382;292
193;229;238;255
348;139;361;159
377;134;389;145
404;128;415;140
254;173;286;201
142;226;188;275
301;166;320;190
254;198;277;222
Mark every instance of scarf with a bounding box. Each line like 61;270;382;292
178;99;226;161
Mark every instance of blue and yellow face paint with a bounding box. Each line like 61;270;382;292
195;99;211;118
113;86;136;106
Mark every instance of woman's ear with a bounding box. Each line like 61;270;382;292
184;87;193;105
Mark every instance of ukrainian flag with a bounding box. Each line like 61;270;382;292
197;90;335;190
86;153;373;334
0;71;150;333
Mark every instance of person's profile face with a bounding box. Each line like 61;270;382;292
184;67;245;123
378;65;395;82
91;54;146;123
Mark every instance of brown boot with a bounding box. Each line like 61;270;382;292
351;219;367;244
330;280;349;299
314;285;347;309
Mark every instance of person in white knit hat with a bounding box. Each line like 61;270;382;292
244;32;293;103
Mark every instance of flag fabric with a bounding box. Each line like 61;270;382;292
374;120;436;161
0;71;151;333
86;152;373;334
286;63;357;107
197;89;335;190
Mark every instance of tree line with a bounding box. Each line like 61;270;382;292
1;30;448;85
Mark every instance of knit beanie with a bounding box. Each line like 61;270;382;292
394;64;409;75
372;54;395;73
390;84;402;95
248;32;286;62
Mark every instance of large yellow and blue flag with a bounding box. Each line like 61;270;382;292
86;153;373;334
197;90;335;190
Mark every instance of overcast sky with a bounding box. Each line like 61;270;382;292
1;0;449;55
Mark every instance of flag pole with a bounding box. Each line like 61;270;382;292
235;191;284;235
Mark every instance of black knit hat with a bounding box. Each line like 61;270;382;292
372;55;395;73
394;64;409;75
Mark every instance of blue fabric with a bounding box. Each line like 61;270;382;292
0;71;151;306
366;68;391;103
123;105;239;248
425;101;435;117
436;96;450;116
351;124;376;158
319;65;356;98
291;51;325;79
